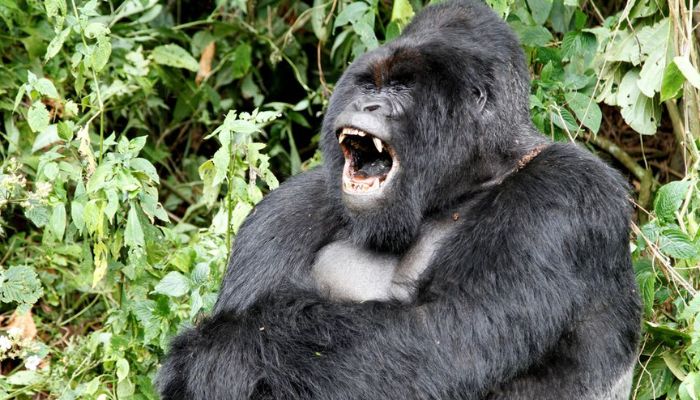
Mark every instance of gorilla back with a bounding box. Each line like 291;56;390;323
158;1;641;399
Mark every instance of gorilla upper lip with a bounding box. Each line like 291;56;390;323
337;126;398;195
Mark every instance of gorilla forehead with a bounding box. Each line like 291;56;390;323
360;1;522;79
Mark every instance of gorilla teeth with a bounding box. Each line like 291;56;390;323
373;138;383;153
343;177;382;192
340;127;367;137
339;133;347;143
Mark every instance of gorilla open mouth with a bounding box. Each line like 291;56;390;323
338;127;398;195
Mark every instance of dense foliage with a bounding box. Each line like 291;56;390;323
0;0;699;398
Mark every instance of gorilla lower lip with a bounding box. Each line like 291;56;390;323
338;127;397;195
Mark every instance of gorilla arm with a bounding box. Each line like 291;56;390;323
301;202;584;399
159;177;586;400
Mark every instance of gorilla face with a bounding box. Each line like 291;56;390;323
331;50;417;212
320;0;540;253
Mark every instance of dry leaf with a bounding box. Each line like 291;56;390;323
6;310;37;341
196;41;216;85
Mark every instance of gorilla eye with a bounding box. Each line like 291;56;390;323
356;73;377;90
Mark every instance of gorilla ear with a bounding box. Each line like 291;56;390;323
473;86;488;111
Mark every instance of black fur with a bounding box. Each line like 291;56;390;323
158;1;641;398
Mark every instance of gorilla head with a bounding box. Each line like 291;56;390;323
320;0;545;253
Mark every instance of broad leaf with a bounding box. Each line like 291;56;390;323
617;69;660;135
124;205;145;248
154;272;190;297
151;44;199;72
654;180;691;222
564;91;601;133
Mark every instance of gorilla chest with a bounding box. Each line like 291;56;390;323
311;221;454;302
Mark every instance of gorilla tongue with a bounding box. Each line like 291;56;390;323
355;159;392;178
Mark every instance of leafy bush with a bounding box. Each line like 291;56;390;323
0;0;699;399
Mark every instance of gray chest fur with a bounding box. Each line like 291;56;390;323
312;221;454;302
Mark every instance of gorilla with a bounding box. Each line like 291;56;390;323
158;0;641;399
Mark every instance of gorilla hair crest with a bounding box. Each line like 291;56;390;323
158;1;641;399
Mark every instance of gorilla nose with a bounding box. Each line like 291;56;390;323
353;98;388;114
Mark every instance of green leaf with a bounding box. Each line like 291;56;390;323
390;0;414;25
674;55;700;90
661;61;685;102
0;265;43;306
231;44;252;80
334;2;369;29
13;85;25;112
151;44;199;72
663;353;687;382
191;263;210;286
116;358;129;381
34;78;59;98
71;200;85;232
654;181;691;222
154;271;190;297
510;22;553;47
550;106;577;132
129;158;159;183
353;19;379;51
124;205;145;248
485;0;511;17
679;371;700;400
385;21;401;41
128;136;147;156
83;200;103;236
659;228;698;259
25;205;50;228
32;124;61;152
638;19;671;98
564;92;601;133
561;31;596;61
7;371;42;386
311;0;328;41
45;0;67;18
27;101;50;133
198;159;220;207
84;22;109;39
117;377;135;397
104;188;119;222
231;202;253;234
45;28;71;62
89;36;112;72
526;0;553;25
617;69;660;135
50;203;66;241
634;357;674;400
87;163;114;193
42;161;59;180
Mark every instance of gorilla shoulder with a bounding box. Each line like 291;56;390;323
213;168;339;314
501;142;631;231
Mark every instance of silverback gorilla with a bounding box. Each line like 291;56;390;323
158;0;641;398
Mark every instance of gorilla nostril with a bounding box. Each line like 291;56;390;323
363;103;381;112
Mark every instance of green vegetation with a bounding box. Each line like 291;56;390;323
0;0;698;398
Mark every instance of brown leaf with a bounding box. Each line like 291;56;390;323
195;41;216;85
6;310;37;341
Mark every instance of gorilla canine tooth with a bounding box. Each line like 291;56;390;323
373;137;383;153
339;133;347;143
